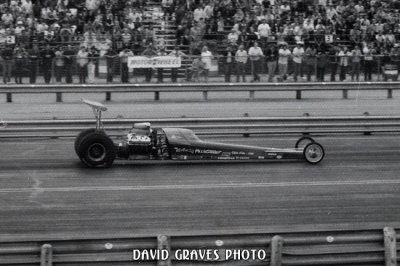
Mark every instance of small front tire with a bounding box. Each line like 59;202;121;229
77;132;116;168
303;142;325;164
295;136;315;149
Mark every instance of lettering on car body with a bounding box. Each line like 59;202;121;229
174;147;195;154
194;149;221;155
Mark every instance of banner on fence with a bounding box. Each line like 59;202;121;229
128;56;181;68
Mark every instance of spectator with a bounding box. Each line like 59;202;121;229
351;45;362;81
200;45;213;82
390;44;400;79
227;29;239;46
292;41;304;82
363;44;375;81
257;19;271;48
40;44;55;84
316;50;328;82
104;47;118;83
157;47;167;83
304;45;317;82
191;56;204;82
193;5;205;22
143;24;156;44
265;43;279;82
54;46;65;83
169;46;186;82
28;44;40;84
248;42;263;82
119;47;133;83
278;43;291;81
76;46;89;83
121;28;132;47
1;10;14;27
87;47;99;83
162;0;174;20
63;45;75;84
14;46;27;84
235;44;248;82
338;46;351;81
142;44;157;82
222;46;235;82
204;2;214;20
2;44;13;84
327;45;339;82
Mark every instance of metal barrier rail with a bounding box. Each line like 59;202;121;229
1;115;400;138
0;227;397;265
1;81;399;102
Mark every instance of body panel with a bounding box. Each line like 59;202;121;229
163;128;304;161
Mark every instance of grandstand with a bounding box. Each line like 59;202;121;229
0;0;400;83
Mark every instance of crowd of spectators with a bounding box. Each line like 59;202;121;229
1;0;400;83
170;0;400;82
0;0;166;83
171;0;400;52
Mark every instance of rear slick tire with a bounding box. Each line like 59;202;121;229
77;132;116;168
303;142;325;164
74;128;102;156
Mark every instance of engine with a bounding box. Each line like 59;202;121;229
116;123;154;158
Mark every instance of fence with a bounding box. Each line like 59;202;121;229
0;54;398;85
0;227;397;265
0;81;399;103
1;115;400;138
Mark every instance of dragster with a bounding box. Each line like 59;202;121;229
75;100;325;168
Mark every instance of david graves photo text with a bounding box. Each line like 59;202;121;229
133;248;269;261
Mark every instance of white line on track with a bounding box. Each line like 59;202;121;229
1;179;400;193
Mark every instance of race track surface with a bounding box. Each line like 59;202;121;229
0;135;399;240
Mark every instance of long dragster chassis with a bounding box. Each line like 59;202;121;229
75;100;325;168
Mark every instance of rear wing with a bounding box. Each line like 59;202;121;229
83;99;107;112
83;99;107;129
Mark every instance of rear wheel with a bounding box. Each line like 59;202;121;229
295;136;315;149
303;142;325;164
74;128;105;155
77;132;116;168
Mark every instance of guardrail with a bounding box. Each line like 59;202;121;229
1;115;400;138
0;227;397;265
1;81;399;102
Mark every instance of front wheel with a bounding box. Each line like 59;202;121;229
303;142;325;164
295;136;315;149
77;132;116;168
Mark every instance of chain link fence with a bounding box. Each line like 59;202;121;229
0;54;398;84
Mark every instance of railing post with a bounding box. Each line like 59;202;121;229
270;235;283;266
157;235;171;266
342;89;348;99
40;244;53;266
154;91;160;101
56;92;62;102
303;112;310;135
377;56;382;81
296;90;301;100
105;92;111;101
243;113;250;137
363;112;371;135
384;227;397;266
387;89;393;99
203;91;208;101
249;90;255;100
6;92;12;103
